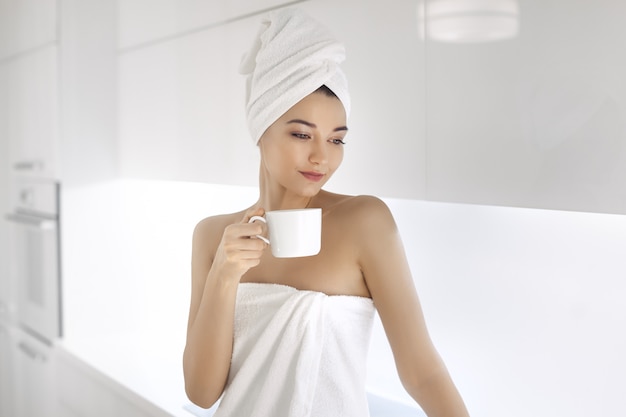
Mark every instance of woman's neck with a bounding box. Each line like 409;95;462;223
256;170;316;211
256;187;314;211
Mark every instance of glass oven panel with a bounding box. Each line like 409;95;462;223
9;213;60;342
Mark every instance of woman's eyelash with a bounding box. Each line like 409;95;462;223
291;132;345;145
292;132;310;139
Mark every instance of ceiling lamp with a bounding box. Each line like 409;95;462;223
418;0;520;43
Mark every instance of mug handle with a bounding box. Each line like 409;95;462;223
248;216;270;245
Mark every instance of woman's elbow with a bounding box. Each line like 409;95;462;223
398;360;446;403
398;368;424;400
183;356;224;409
399;365;469;417
185;385;220;408
185;368;224;408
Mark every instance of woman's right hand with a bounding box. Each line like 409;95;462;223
210;207;267;282
185;207;267;408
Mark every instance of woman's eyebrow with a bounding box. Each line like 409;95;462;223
286;119;316;128
286;119;349;132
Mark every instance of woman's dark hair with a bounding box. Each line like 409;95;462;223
315;85;338;99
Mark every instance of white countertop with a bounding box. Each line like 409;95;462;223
57;332;421;417
57;331;210;417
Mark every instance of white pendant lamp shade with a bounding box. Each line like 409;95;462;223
419;0;520;43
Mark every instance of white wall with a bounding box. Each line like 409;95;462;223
62;180;626;417
379;198;626;416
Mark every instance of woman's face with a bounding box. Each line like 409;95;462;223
258;91;348;197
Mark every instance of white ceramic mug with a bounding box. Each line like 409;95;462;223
249;208;322;258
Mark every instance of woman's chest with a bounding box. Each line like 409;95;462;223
240;220;368;297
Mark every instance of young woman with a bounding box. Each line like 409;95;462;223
183;8;469;417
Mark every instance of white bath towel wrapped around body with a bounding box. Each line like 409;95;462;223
213;282;376;417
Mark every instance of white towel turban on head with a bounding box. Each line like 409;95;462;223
240;8;351;144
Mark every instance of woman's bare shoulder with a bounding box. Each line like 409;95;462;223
193;210;245;245
322;191;393;221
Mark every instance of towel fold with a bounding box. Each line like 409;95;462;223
213;283;375;417
240;8;351;144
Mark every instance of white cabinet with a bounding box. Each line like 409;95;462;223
0;65;11;317
4;45;59;179
118;0;626;213
0;0;117;184
118;0;427;198
0;323;15;417
299;0;427;198
12;327;56;417
0;218;13;320
119;0;300;50
424;0;626;214
57;351;117;416
118;15;259;186
57;0;118;185
56;348;169;417
0;325;45;417
0;65;13;318
0;0;57;60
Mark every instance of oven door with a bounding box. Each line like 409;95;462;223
7;212;61;342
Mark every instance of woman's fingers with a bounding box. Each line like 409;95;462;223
212;207;268;278
222;224;266;253
241;206;265;224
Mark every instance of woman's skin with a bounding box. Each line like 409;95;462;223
183;91;470;416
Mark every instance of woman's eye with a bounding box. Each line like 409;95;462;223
292;132;310;139
330;138;346;145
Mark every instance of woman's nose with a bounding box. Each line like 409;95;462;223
309;139;328;164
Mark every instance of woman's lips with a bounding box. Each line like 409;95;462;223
299;171;325;182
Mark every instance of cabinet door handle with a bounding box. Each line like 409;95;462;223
18;341;47;363
5;213;57;230
13;160;44;172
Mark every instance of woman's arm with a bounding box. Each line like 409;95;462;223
183;208;266;408
356;197;469;417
